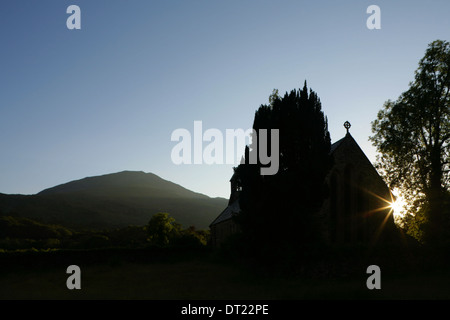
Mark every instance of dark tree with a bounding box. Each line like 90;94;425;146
147;212;182;246
234;82;332;265
370;40;450;244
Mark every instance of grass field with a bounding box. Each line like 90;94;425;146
1;250;450;300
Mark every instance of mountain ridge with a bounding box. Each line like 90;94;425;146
0;171;227;230
37;170;212;199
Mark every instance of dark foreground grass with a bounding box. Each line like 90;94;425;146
0;249;449;300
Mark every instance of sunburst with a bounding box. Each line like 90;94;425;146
389;194;407;219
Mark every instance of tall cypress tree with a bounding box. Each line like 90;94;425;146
234;82;332;265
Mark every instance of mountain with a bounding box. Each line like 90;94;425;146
0;171;228;230
38;171;210;199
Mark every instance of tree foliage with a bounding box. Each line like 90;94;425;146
234;82;332;265
0;216;72;240
146;212;182;246
370;40;450;243
0;212;209;251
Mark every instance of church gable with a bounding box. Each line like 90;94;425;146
330;133;389;193
324;131;396;244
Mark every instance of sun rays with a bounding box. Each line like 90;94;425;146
353;186;397;244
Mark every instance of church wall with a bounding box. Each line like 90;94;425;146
322;134;396;245
210;218;239;247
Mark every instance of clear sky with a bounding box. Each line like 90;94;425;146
1;0;449;199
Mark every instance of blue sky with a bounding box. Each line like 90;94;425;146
1;0;449;199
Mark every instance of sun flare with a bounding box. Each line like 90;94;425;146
390;196;407;218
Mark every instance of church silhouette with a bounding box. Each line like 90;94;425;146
210;122;398;247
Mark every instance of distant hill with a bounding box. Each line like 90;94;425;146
0;171;228;230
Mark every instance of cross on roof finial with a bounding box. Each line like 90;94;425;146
344;121;351;134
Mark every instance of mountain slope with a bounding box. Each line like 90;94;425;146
0;171;228;230
38;171;209;199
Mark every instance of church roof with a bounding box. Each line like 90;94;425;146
329;132;391;195
209;199;240;226
330;135;346;154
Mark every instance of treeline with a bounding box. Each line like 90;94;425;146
0;214;209;251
